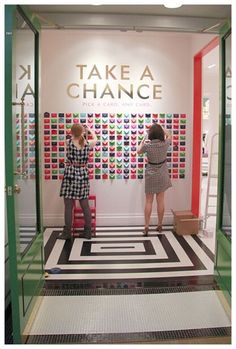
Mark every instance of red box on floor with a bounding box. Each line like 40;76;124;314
172;210;200;235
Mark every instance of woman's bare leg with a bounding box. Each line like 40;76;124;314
144;193;154;229
156;191;165;227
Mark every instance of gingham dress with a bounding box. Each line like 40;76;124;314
60;139;90;200
141;139;172;194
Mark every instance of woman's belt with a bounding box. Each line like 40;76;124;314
65;162;87;167
148;159;166;165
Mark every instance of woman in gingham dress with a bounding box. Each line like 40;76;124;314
137;123;172;236
58;123;97;240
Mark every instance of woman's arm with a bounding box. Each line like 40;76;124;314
137;137;149;154
85;125;98;148
163;128;172;140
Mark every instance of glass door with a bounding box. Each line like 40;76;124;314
214;26;231;303
5;5;44;343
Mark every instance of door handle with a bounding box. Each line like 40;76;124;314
13;184;21;194
14;171;27;178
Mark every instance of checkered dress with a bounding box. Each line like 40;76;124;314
141;139;172;194
60;139;90;200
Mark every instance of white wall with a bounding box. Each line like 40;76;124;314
41;30;215;227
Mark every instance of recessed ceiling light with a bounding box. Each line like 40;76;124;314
164;2;182;9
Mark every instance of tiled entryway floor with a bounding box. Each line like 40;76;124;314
24;227;231;344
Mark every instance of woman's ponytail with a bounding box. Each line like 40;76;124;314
71;124;85;147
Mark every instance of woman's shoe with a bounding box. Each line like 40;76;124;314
156;225;162;233
79;228;92;240
57;232;71;240
143;227;149;236
79;232;91;240
57;226;71;240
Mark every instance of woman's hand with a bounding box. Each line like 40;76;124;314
86;125;97;147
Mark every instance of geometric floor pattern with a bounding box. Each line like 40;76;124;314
23;227;231;344
44;227;215;283
19;227;37;254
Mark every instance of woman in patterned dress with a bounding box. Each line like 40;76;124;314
137;123;172;236
58;123;97;240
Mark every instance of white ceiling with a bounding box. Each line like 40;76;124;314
28;5;231;18
28;4;231;33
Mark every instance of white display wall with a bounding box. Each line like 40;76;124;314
41;30;214;226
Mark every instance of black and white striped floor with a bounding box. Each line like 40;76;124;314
23;227;231;344
44;227;215;285
19;227;37;253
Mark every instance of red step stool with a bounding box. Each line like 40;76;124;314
72;195;96;237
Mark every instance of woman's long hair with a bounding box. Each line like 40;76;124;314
71;124;85;147
148;123;165;141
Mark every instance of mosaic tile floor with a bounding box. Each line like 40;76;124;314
26;288;231;344
23;227;231;344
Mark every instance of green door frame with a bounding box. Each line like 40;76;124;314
5;5;44;343
214;21;231;304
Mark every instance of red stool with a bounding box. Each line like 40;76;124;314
72;195;96;237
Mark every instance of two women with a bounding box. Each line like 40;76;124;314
59;122;171;239
58;124;97;240
137;123;172;236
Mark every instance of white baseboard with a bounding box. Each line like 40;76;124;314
43;212;174;227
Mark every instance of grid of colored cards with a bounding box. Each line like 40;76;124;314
15;113;36;179
43;112;186;180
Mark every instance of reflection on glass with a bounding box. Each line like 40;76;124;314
222;32;231;239
13;9;37;254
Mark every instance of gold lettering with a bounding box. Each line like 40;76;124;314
83;84;97;98
88;65;102;79
75;64;87;79
140;65;154;80
19;65;31;80
67;83;80;98
121;65;130;80
137;84;149;99
105;65;117;80
153;85;162;99
118;84;133;98
100;84;114;98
